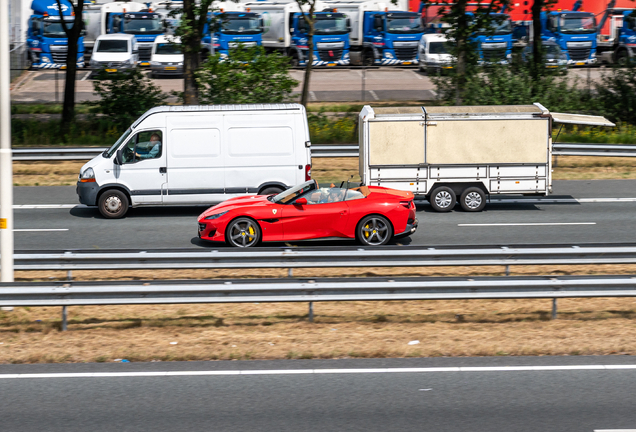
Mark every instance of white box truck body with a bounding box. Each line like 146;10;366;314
359;104;614;212
77;104;312;218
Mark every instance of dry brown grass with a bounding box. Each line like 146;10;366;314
1;298;635;364
12;156;636;186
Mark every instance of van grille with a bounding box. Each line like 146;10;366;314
394;47;417;60
318;48;344;61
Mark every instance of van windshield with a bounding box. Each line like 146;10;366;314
429;41;448;54
97;39;129;52
104;128;132;158
155;43;182;55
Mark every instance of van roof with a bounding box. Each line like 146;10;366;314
96;33;136;41
154;35;181;44
420;34;448;42
132;104;306;128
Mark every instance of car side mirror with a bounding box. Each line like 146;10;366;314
115;149;123;165
294;197;307;205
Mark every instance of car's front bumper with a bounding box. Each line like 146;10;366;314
395;218;418;238
151;65;183;75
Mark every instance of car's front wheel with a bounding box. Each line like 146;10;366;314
226;217;261;248
357;215;393;246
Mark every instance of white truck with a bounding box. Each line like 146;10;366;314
359;104;614;212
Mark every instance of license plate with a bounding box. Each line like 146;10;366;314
164;66;177;70
443;66;453;69
140;62;150;66
60;65;66;70
576;62;585;66
105;68;117;72
403;62;411;65
546;65;558;68
327;63;336;66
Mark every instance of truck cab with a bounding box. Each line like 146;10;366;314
362;11;423;66
541;10;597;66
202;7;263;61
106;6;165;66
467;12;513;65
291;11;351;66
27;0;85;69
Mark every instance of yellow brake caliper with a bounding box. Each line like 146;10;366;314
364;223;370;238
248;226;255;240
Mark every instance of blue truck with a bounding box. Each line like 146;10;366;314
596;0;636;65
201;7;264;60
540;9;597;66
27;0;85;69
247;2;350;67
360;10;425;66
467;12;513;65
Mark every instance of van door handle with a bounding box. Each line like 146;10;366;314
159;167;167;173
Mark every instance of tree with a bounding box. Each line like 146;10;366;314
196;46;298;104
294;0;318;107
54;0;85;131
170;0;215;104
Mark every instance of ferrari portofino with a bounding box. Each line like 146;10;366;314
197;180;418;247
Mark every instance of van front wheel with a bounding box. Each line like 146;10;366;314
98;189;129;219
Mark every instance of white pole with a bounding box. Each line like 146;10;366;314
0;0;15;294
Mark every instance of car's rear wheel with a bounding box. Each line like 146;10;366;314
226;217;261;248
357;215;393;246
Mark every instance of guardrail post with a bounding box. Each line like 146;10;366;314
505;265;510;276
552;298;558;320
288;268;293;278
308;302;314;322
61;306;67;331
67;270;72;281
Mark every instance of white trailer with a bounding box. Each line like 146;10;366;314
359;104;614;212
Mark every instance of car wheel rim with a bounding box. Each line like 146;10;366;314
230;221;257;247
435;191;453;209
104;196;122;214
465;192;482;209
362;218;389;245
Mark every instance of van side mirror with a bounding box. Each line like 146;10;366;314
294;197;307;205
115;149;123;165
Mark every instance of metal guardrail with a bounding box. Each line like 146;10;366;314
9;244;636;271
11;143;636;160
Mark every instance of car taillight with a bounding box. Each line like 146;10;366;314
305;164;311;181
400;200;411;208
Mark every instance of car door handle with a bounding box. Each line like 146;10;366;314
159;167;167;173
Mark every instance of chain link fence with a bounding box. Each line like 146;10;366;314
10;43;28;82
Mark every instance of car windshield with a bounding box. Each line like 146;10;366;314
314;15;348;35
271;180;318;203
560;15;596;34
387;15;424;34
155;42;182;54
123;17;163;35
97;39;128;52
43;20;74;38
429;41;448;54
221;16;262;35
103;128;132;158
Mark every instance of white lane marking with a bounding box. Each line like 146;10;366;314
411;70;423;80
369;90;380;101
458;222;596;227
13;229;68;232
1;364;635;379
81;71;91;81
595;430;636;432
309;91;317;101
13;205;88;209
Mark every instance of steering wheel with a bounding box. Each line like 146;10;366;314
123;146;134;162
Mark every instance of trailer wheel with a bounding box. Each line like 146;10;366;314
429;186;456;212
460;187;486;212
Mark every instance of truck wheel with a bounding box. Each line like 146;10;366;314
98;189;129;219
259;187;284;196
362;51;374;66
460;187;486;212
617;50;630;66
429;186;456;212
357;215;393;246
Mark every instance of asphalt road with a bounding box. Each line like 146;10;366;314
10;179;636;250
1;356;635;431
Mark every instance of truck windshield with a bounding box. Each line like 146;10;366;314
104;128;132;158
475;17;512;35
155;43;182;54
314;15;348;35
429;41;448;54
123;17;163;35
221;16;262;35
387;15;424;34
96;39;128;52
560;14;596;34
42;20;74;38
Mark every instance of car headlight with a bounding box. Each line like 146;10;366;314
205;210;229;220
79;167;95;183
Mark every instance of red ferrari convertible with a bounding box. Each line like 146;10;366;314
197;180;418;247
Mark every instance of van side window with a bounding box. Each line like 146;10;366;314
121;130;163;163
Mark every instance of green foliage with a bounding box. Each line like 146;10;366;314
89;69;167;128
308;112;357;144
11;118;124;146
432;63;592;113
595;65;636;125
196;46;298;104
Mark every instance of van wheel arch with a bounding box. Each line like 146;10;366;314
257;182;287;195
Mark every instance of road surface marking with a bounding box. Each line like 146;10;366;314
81;71;91;81
458;222;596;227
309;91;317;101
13;204;87;209
13;229;68;232
595;430;636;432
1;364;635;379
369;90;379;100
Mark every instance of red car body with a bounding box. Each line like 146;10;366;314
197;180;418;246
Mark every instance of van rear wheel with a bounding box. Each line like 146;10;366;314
259;187;284;196
98;189;129;219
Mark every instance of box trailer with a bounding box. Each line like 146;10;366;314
359;104;614;212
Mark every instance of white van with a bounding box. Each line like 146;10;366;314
418;34;454;74
150;35;184;78
89;34;138;74
77;105;312;218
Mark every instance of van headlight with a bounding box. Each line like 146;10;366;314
79;167;95;183
150;61;160;66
